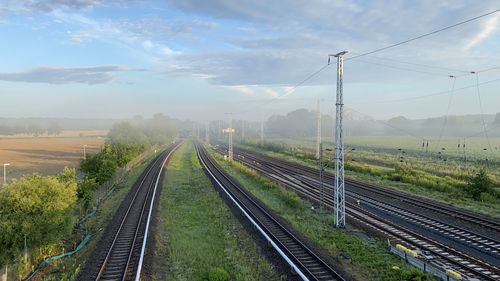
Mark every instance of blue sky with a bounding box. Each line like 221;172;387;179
0;0;499;121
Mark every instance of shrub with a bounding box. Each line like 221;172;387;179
0;173;77;265
80;149;118;185
208;267;230;281
77;177;98;211
281;190;302;209
467;169;494;200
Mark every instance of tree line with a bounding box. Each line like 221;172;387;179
0;114;177;274
262;109;500;137
0;122;62;136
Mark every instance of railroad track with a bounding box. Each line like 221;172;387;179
228;146;500;234
196;142;345;281
79;142;181;281
213;145;500;281
225;146;500;243
242;152;500;264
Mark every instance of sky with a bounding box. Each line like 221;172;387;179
0;0;499;121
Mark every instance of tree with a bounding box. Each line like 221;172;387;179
80;148;118;184
47;122;62;135
108;122;150;166
142;113;177;144
467;169;493;200
493;112;500;125
26;123;45;136
0;172;77;265
77;177;97;211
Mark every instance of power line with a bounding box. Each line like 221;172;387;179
474;72;493;152
344;106;425;140
230;8;500;118
233;63;333;115
434;76;457;152
351;76;500;104
353;59;449;77
348;8;500;60
464;122;500;139
350;53;471;74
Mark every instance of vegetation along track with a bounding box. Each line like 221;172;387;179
196;142;345;281
213;145;500;281
78;141;182;281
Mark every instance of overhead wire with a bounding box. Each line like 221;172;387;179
229;8;500;160
346;8;500;60
474;72;493;152
350;75;500;104
349;53;471;74
352;58;451;77
434;76;457;152
233;7;500;115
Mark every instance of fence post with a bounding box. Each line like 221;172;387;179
2;264;7;281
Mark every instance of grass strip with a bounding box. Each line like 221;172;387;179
151;142;282;281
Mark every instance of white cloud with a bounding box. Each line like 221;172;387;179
464;14;500;51
264;88;279;97
162;1;500;86
0;0;136;14
227;85;255;96
0;65;127;84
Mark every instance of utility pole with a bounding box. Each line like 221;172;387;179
205;123;210;144
3;163;10;186
316;98;322;160
319;142;324;210
242;120;245;141
3;264;7;281
83;144;87;160
222;114;234;161
24;234;27;264
229;117;233;160
218;120;222;139
330;51;347;228
260;120;264;145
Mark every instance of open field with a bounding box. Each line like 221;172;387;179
250;135;500;185
0;131;106;183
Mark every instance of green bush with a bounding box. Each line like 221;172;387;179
77;177;98;211
467;169;494;200
80;148;118;185
0;172;77;265
208;267;230;281
281;190;301;209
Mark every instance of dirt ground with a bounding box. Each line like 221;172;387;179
0;131;105;183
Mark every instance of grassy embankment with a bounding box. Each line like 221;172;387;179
235;139;500;218
206;146;432;281
151;142;281;281
40;147;164;281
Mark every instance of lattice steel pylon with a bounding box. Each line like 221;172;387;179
330;51;347;228
222;115;234;161
205;123;210;144
316;98;321;160
260;120;264;145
